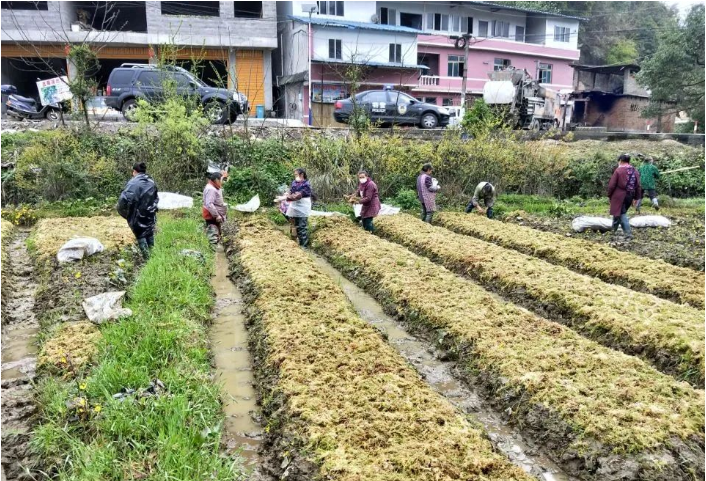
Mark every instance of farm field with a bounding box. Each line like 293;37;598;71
1;206;704;481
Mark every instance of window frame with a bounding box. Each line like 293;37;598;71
234;1;262;19
493;58;511;71
515;25;525;42
318;1;343;16
389;43;402;63
554;26;570;42
447;54;464;77
380;6;396;26
492;20;510;38
538;63;553;83
478;20;488;37
328;39;342;60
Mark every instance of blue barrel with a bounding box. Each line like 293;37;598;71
256;105;265;119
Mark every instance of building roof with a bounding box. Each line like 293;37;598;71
288;15;421;34
466;2;587;21
573;90;650;100
277;70;308;87
571;63;641;74
313;58;428;70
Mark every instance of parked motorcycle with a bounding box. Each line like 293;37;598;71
2;85;65;121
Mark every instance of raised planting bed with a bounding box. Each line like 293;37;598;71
312;218;705;481
375;214;704;387
436;212;704;308
225;217;531;481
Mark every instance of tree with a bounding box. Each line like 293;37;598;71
605;39;638;64
637;4;705;131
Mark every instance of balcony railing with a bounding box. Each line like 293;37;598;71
420;75;440;86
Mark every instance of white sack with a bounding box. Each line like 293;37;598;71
629;215;671;228
158;192;193;210
286;196;311;217
82;291;132;324
354;203;401;218
571;216;613;233
235;195;260;213
309;210;345;217
57;237;104;263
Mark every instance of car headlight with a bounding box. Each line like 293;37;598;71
437;108;450;115
233;92;248;103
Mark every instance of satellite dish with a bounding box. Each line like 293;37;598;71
370;14;380;23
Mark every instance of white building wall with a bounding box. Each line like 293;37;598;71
289;1;377;22
544;18;580;50
313;28;417;65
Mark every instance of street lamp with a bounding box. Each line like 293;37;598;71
301;2;317;126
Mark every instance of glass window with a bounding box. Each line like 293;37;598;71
451;15;461;32
389;43;402;63
400;12;422;29
423;97;437;104
137;71;163;87
234;2;262;18
554;26;570;42
110;70;136;86
442;98;453;106
174;74;192;88
380;7;396;26
1;1;48;10
515;26;525;42
464;17;473;34
478;20;488;37
494;58;511;71
318;1;343;16
329;39;342;60
429;13;449;31
447;55;464;77
362;91;388;103
539;63;552;83
492;20;510;38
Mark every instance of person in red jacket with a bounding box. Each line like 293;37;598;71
607;153;642;240
352;170;380;232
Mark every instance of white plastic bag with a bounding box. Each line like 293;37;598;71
571;216;613;233
353;204;363;218
157;192;193;210
235;195;260;213
630;215;671;228
82;291;132;324
286;197;311;217
57;237;104;263
379;204;401;216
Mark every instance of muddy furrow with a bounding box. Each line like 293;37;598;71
311;254;573;481
1;230;40;481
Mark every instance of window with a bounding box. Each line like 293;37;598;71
515;26;525;42
1;1;48;10
109;70;135;86
428;13;449;31
329;39;342;60
137;71;164;87
423;97;437;104
389;43;402;63
494;58;511;71
380;7;396;26
161;1;219;16
465;16;473;34
362;91;388;103
478;20;488;37
451;15;461;32
234;1;262;18
554;26;570;42
447;55;464;77
400;12;422;29
492;20;510;38
318;1;343;16
538;63;552;83
442;98;453;106
174;74;193;88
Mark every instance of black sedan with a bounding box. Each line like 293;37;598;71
334;90;450;129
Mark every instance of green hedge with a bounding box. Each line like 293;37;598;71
1;131;703;206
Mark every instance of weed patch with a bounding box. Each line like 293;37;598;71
436;212;705;308
226;217;531;481
313;219;705;480
38;322;101;375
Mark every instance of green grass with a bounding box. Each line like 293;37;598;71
30;214;245;480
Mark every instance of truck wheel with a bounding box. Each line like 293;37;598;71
122;99;138;122
204;100;228;124
420;113;438;129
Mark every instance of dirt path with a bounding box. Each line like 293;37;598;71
1;230;40;481
210;249;268;479
311;254;575;481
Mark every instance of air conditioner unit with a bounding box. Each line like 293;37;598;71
370;14;380;24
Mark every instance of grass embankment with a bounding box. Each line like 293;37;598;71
313;219;705;480
227;217;530;481
1;219;15;321
436;212;705;308
31;215;243;480
375;214;704;386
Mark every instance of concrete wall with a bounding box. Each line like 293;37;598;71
289;1;377;23
313;27;417;65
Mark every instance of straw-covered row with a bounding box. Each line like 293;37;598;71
375;214;704;386
313;219;704;481
225;217;530;481
436;212;705;308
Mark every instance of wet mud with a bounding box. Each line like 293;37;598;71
210;249;266;479
1;230;40;480
311;254;575;481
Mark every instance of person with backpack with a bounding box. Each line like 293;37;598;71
607;153;642;239
117;162;159;259
636;156;660;214
285;167;312;247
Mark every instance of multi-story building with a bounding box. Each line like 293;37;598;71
275;1;582;123
379;1;582;107
1;1;277;110
275;1;427;125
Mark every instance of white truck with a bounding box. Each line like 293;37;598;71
482;67;563;130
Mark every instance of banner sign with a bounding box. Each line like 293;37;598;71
36;76;72;106
312;83;348;103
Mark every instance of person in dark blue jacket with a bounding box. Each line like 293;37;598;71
117;162;159;258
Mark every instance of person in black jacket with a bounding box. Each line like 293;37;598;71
117;162;159;258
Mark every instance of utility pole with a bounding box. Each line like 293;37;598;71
302;3;317;126
460;34;471;110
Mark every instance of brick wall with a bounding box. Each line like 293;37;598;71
585;95;675;132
